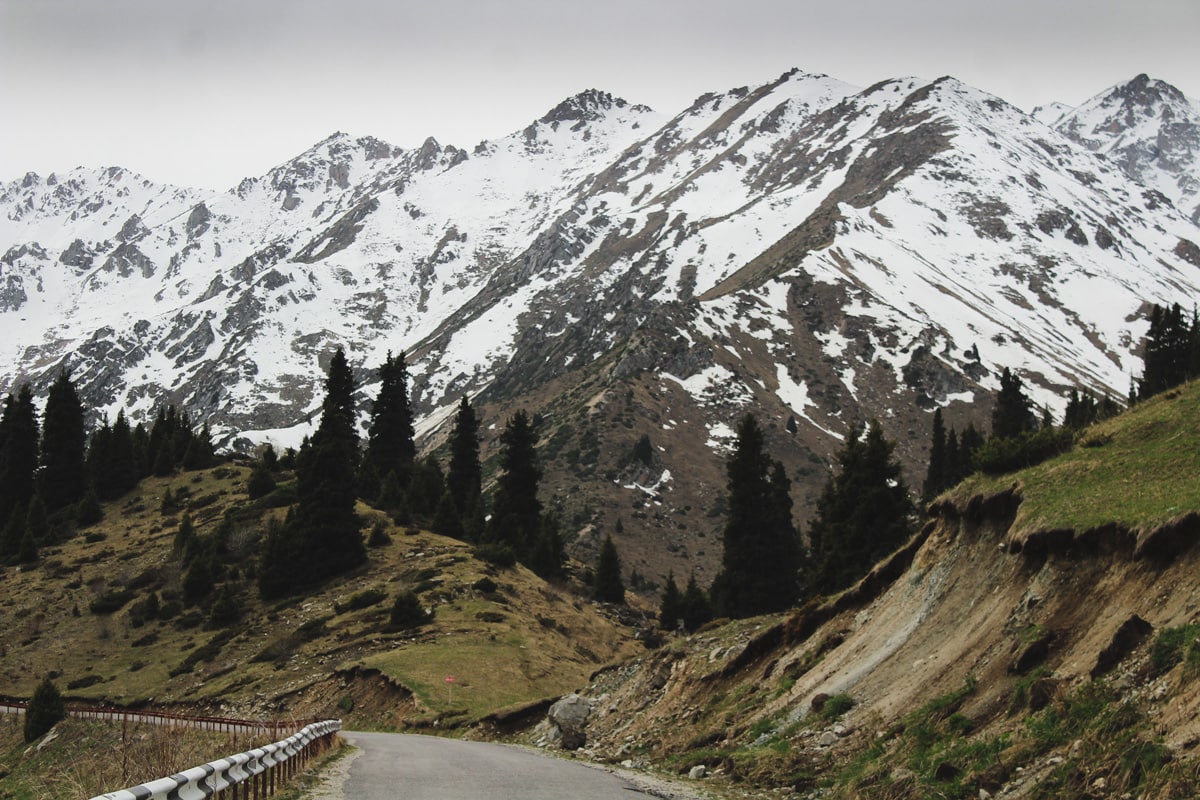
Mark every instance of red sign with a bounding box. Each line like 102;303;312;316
444;675;457;684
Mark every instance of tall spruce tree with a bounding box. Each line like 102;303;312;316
991;368;1036;441
593;534;625;604
446;396;483;527
259;347;365;598
710;414;802;619
922;408;948;502
364;351;416;491
38;372;87;513
485;411;542;558
681;573;714;632
0;385;38;527
659;572;683;631
807;420;914;597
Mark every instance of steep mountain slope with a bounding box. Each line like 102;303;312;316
1039;74;1200;225
549;381;1200;798
2;70;1199;585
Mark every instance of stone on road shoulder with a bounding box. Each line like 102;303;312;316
301;730;710;800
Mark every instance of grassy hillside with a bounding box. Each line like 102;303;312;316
950;380;1200;537
0;461;646;728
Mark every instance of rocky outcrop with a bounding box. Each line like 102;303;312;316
544;693;593;750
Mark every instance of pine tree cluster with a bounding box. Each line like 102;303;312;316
0;373;214;565
1137;302;1200;400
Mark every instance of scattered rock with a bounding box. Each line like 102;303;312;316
688;765;707;779
817;731;839;747
547;693;593;750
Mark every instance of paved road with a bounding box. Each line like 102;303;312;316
336;731;692;800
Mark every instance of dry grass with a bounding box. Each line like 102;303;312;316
0;462;643;727
0;716;271;800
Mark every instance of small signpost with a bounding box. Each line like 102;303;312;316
444;675;456;704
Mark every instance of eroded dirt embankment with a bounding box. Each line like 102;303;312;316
551;486;1200;785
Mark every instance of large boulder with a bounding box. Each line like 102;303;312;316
547;693;593;749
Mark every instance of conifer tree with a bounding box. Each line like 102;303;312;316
38;372;87;512
23;677;65;743
446;396;482;528
529;511;566;580
955;424;984;482
710;414;802;619
259;347;365;598
922;408;948;502
432;492;465;540
406;456;445;521
0;385;38;527
0;505;24;561
807;420;914;597
659;572;682;631
88;411;138;500
593;534;625;604
681;573;714;632
364;351;415;492
1139;303;1195;399
24;495;48;544
991;368;1036;441
485;411;542;557
182;422;215;470
76;487;103;527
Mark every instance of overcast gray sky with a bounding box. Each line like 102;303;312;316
2;0;1197;190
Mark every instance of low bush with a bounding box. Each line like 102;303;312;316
335;587;387;614
974;428;1075;475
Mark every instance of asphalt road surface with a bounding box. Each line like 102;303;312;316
335;731;695;800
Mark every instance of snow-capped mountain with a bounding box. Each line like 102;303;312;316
2;70;1199;581
1037;74;1200;225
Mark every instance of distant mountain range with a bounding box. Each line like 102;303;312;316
2;69;1198;582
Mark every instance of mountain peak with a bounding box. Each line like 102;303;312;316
1106;73;1188;112
538;89;650;127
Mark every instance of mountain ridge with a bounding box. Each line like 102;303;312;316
2;68;1199;584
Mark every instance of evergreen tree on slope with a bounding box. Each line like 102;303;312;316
0;386;38;527
364;351;416;491
710;414;802;618
807;420;914;596
260;347;365;597
485;411;542;557
39;372;86;513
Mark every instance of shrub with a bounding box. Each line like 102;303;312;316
246;464;276;500
474;542;516;568
24;677;66;742
128;592;161;627
821;693;855;720
974;427;1074;475
388;590;431;631
89;588;136;615
207;584;241;628
335;587;387;614
367;521;391;547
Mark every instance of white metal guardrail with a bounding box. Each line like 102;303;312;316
88;719;341;800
